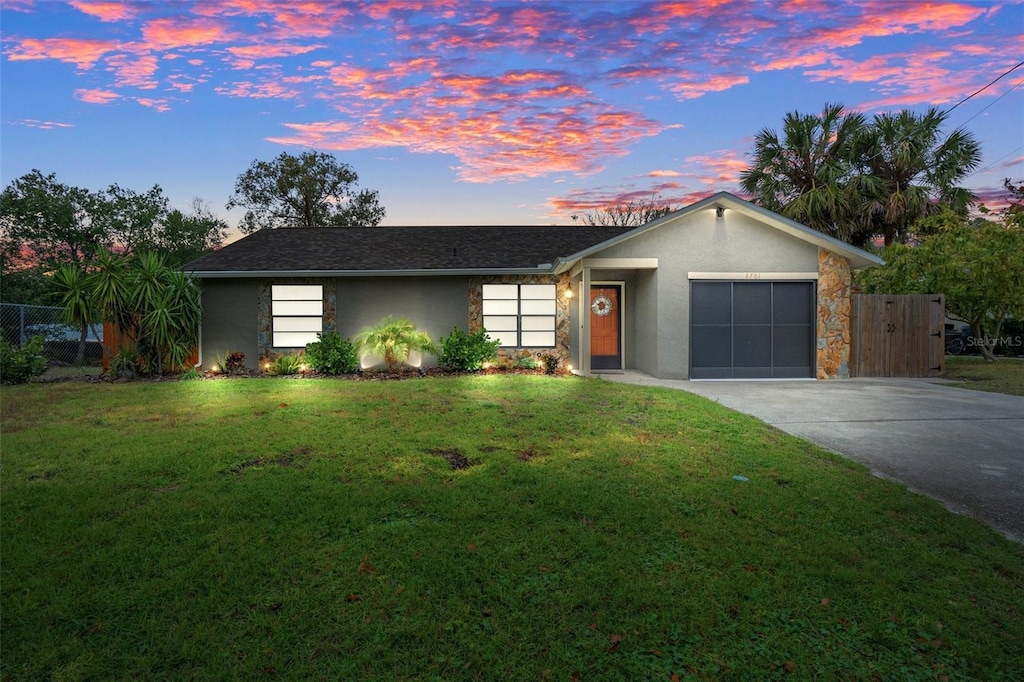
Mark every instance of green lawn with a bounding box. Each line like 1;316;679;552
944;356;1024;396
2;376;1022;680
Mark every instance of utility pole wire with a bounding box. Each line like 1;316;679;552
945;60;1024;114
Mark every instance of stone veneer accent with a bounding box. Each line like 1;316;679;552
468;273;572;364
257;278;337;363
816;249;851;379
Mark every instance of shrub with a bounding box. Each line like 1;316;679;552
354;316;437;372
438;327;500;371
224;351;246;373
0;336;48;384
305;332;358;375
540;353;559;375
267;352;304;376
179;366;204;380
512;354;539;370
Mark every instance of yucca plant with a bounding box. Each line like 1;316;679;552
353;316;437;373
51;264;99;365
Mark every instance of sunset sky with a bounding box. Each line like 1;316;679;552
2;0;1022;236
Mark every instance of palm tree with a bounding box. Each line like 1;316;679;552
740;103;874;245
354;316;437;373
855;107;981;246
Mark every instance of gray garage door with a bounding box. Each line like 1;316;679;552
690;281;815;379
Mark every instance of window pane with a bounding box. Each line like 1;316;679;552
520;284;555;299
274;317;323;332
482;284;518;299
489;331;515;347
522;316;555;331
273;331;320;347
272;285;322;301
483;316;518;331
272;300;323;316
521;331;555;347
521;299;555;315
482;299;518;315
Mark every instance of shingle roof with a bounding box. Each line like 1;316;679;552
184;225;633;274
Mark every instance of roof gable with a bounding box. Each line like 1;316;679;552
555;192;883;270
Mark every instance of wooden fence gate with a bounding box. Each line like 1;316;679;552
850;294;945;377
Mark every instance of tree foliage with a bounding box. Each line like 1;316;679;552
0;170;103;271
227;151;385;232
572;196;676;227
741;104;981;247
855;107;981;245
50;250;201;375
740;103;875;245
0;170;226;275
857;209;1024;362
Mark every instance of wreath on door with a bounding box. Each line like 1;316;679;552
591;295;613;317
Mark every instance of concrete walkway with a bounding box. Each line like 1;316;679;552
597;371;1024;542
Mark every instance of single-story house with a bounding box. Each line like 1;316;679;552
185;192;882;380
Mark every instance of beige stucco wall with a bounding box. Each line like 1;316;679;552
585;207;820;379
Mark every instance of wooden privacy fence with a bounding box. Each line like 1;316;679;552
851;294;945;377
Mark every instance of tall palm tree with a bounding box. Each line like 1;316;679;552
740;103;874;245
855;107;982;246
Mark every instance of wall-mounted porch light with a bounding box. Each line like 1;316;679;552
715;206;725;218
564;288;574;299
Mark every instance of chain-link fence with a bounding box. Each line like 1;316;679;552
1;303;104;367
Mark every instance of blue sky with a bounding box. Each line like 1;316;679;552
2;0;1021;238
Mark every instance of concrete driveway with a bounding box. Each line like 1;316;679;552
599;373;1024;542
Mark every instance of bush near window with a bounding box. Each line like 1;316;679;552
304;332;358;375
438;327;500;371
354;316;437;373
267;352;304;376
0;336;48;384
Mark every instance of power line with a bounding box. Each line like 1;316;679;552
954;77;1024;129
969;144;1024;178
945;60;1024;114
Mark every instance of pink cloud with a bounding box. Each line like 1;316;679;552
648;170;681;178
135;97;170;112
215;80;301;99
7;37;120;69
105;52;159;88
681;151;749;185
268;102;665;183
74;87;121;104
140;17;234;50
69;1;138;22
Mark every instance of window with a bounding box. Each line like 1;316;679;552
272;284;323;347
482;283;556;347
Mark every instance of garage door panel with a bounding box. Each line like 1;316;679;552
692;282;732;325
772;282;814;324
773;325;813;369
733;283;772;325
691;324;732;373
734;325;772;368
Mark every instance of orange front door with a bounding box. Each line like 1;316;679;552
590;285;621;370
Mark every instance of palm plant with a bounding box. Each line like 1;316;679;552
854;107;981;245
740;103;873;245
51;264;98;364
353;316;437;372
